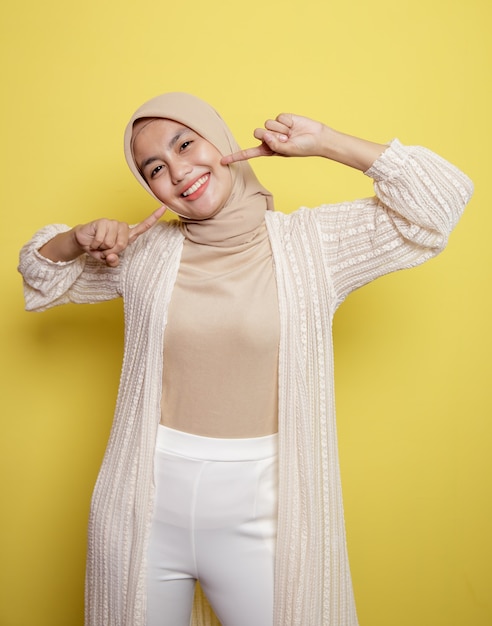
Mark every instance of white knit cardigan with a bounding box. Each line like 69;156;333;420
19;140;473;626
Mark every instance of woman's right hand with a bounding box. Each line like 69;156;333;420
39;205;167;267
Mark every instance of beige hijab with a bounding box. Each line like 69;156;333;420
123;92;274;246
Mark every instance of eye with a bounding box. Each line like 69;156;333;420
180;140;192;151
150;164;165;179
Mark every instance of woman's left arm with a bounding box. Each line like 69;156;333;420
222;114;474;302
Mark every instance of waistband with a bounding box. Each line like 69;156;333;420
156;424;278;462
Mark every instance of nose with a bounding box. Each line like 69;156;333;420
169;159;191;185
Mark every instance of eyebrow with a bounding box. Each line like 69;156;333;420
139;128;190;172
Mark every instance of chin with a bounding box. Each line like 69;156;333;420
174;204;225;221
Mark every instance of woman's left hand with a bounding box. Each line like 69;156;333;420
221;114;327;164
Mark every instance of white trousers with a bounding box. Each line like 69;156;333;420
146;425;278;626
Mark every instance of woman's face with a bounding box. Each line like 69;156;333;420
132;118;233;220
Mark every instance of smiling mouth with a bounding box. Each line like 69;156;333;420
182;174;209;197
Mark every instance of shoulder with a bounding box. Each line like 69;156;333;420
265;208;329;253
265;206;335;234
119;220;184;280
265;207;312;229
128;219;183;254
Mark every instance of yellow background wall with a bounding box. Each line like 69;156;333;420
1;0;490;624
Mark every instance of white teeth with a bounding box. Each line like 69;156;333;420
182;175;208;197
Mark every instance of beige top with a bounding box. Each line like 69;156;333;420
161;222;279;437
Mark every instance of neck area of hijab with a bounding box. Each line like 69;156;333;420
124;92;274;247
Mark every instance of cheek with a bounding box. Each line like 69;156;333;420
216;163;232;192
150;180;172;203
224;176;233;199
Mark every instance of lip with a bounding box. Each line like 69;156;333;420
181;173;210;201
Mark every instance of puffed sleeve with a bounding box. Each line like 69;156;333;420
18;224;123;312
315;139;474;305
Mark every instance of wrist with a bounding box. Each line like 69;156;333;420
38;229;85;262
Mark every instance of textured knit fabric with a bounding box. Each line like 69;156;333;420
18;139;473;626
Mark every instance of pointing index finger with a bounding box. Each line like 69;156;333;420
220;144;274;165
129;205;167;243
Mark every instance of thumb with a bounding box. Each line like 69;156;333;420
259;130;290;154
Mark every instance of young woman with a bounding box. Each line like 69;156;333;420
19;92;473;626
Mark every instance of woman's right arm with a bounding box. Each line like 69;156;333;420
18;207;166;312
